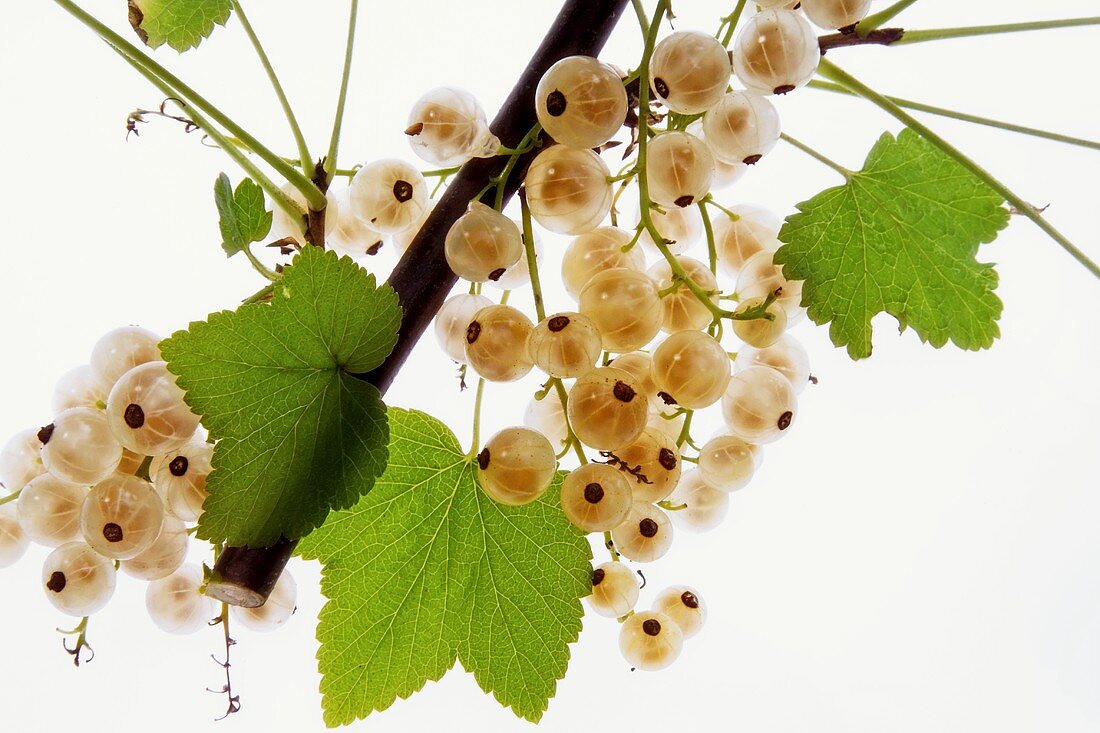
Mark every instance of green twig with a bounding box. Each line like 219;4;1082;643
897;17;1100;45
324;0;360;181
469;377;486;458
780;132;854;180
519;190;547;322
719;0;748;46
0;489;20;506
856;0;918;36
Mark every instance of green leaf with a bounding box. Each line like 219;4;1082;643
160;247;401;546
214;174;272;257
775;128;1010;359
128;0;232;52
298;408;591;727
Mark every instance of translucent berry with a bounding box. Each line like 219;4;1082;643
232;569;298;632
52;364;107;414
609;427;682;503
647;256;719;333
649;31;732;114
698;434;761;492
646;406;686;446
733;9;820;95
0;428;47;492
536;55;628;149
802;0;873;30
477;427;557;506
524;146;612;234
488;225;540;290
560;462;633;532
122;515;188;580
653;585;707;638
646;131;714;209
568;367;649;451
444;202;523;282
0;503;29;568
722;366;797;443
42;542;116;616
434;293;494;364
637;201;702;256
609;351;658;401
405;86;499;166
90;326;161;393
611;501;673;562
528;312;603;379
736;250;805;322
464;304;535;382
41;407;122;486
350;159;429;234
619;610;683;670
81;474;165;560
328;187;384;256
523;394;569;451
736;333;811;393
116;448;147;477
391;198;436;255
714;206;782;277
702;91;782;165
146;563;214;634
669;469;730;532
106;361;200;455
561;227;645;300
651;330;731;410
587;562;640;618
733;296;788;348
578;268;662;353
17;474;87;547
153;440;212;523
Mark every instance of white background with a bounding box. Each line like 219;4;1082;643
2;1;1099;730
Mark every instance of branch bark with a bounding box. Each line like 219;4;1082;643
207;0;631;607
819;27;904;52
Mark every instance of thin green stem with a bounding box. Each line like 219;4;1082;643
806;80;1100;152
242;282;276;305
325;0;360;181
816;58;1100;280
423;166;463;178
675;410;694;449
494;124;542;211
0;489;20;506
50;0;325;210
519;190;547;322
231;0;312;173
552;380;589;468
856;0;918;36
135;455;154;481
469;378;486;458
604;531;621;562
780;133;853;180
242;247;280;281
630;0;650;38
897;17;1100;45
698;201;718;276
701;194;742;221
720;0;748;46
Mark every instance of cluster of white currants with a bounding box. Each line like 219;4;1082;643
0;327;296;642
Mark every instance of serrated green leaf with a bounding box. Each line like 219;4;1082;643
775;128;1009;359
160;247;401;546
299;408;591;727
214;174;272;257
128;0;231;52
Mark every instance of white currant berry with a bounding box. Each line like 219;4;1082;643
609;351;658;401
232;569;297;632
42;542;116;616
802;0;873;30
578;268;662;353
52;364;107;414
560;462;633;532
90;326;161;394
106;361;200;455
652;330;731;410
477;427;557;506
733;296;788;348
271;182;341;244
41;407;122;486
528;313;603;379
712;158;749;189
669;469;730;532
698;434;761;492
619;610;683;670
649;31;732;114
444;202;523;282
647;256;720;333
536;55;628;149
328;187;384;257
464;304;535;382
116;448;147;477
609;427;682;503
81;474;165;560
702;91;782;165
488;224;540;290
146;563;213;634
524;145;613;235
17;474;87;547
0;427;47;492
153;440;212;523
733;9;821;95
611;501;673;562
568;367;649;451
434;293;494;364
637;200;702;256
713;207;781;277
736;250;805;322
653;585;707;639
390;199;436;255
350;159;429;235
523;394;569;451
561;227;645;300
405;86;499;167
736;333;811;394
122;515;188;580
0;503;29;568
646;131;715;209
646;406;686;445
722;365;797;443
587;562;639;618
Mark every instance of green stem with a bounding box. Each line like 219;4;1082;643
806;80;1100;152
675;409;694;449
780;132;854;180
231;0;312;173
0;489;20;506
897;17;1100;45
816;58;1100;280
469;377;486;458
50;0;325;211
423;166;463;178
519;190;547;322
630;0;650;37
494;124;543;211
135;455;153;481
698;201;718;276
242;282;276;305
324;0;360;181
701;194;741;221
856;0;918;36
720;0;748;46
242;246;280;281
